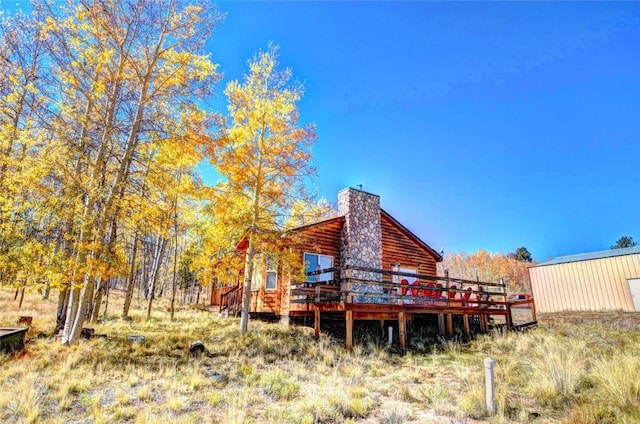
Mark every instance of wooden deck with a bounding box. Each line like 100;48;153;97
217;265;537;350
290;265;537;350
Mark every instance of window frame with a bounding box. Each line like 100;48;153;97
303;252;334;283
265;255;278;291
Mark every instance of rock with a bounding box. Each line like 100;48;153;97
204;369;223;382
189;341;205;357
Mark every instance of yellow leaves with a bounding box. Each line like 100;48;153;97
40;16;59;36
443;250;532;291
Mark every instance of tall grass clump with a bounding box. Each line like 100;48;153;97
380;400;413;424
527;336;589;407
259;368;300;400
591;353;640;416
0;374;45;424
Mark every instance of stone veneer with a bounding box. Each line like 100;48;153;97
338;187;383;300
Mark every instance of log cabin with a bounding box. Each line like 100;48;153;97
212;187;536;349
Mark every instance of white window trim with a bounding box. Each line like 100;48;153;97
265;256;278;291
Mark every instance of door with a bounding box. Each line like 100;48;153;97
628;278;640;311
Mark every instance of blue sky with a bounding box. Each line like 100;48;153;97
4;1;640;261
210;1;640;261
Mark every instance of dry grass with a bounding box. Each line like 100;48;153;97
1;289;639;423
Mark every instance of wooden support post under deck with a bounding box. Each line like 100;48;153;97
530;300;537;323
314;307;320;339
463;314;470;336
480;315;488;333
446;314;453;337
398;311;406;349
346;310;353;351
438;313;446;336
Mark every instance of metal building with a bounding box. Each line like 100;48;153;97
529;246;640;313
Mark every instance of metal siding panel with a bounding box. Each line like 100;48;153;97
617;256;634;310
552;265;566;311
529;268;541;310
587;259;606;310
547;267;560;312
582;262;596;310
634;254;640;277
612;256;629;308
630;254;640;278
582;261;598;310
579;261;595;310
571;262;588;310
561;262;577;311
556;263;571;311
573;262;591;311
536;267;551;313
619;256;635;310
599;258;614;309
555;263;569;311
605;257;626;309
543;267;555;313
594;259;613;310
536;268;550;313
574;262;590;311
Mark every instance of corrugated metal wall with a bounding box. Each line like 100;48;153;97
529;253;640;313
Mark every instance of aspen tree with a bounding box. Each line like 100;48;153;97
213;46;317;333
31;0;221;343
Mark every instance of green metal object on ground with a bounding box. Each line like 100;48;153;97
0;327;28;353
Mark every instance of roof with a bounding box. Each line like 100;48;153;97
533;245;640;267
287;215;344;233
288;209;442;262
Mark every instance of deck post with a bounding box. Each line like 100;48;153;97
398;310;406;349
480;314;488;333
446;313;453;336
346;310;353;351
314;307;320;339
463;314;470;336
438;313;446;336
530;299;537;323
506;304;513;329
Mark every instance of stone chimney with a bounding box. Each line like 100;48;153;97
338;187;382;283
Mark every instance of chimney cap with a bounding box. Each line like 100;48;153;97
338;186;380;197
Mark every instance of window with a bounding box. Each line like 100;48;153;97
265;255;277;290
392;266;417;285
303;253;334;283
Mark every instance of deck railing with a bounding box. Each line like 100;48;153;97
220;284;242;316
291;265;537;329
291;265;507;307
